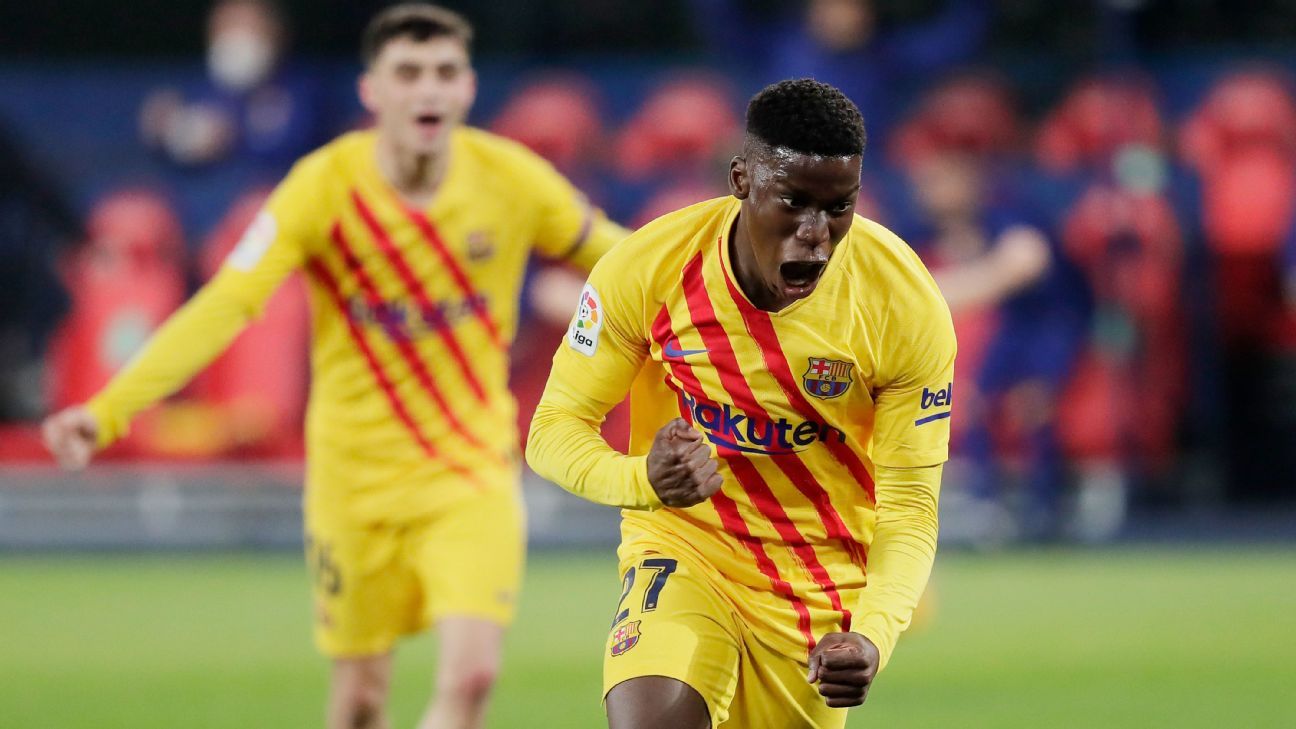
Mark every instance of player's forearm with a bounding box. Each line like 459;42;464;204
86;284;256;447
526;399;661;511
853;463;942;671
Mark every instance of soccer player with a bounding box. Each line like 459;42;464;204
526;78;955;728
41;5;628;729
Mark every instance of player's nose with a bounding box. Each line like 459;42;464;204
794;211;830;247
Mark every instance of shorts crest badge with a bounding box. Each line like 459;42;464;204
609;620;641;656
803;357;854;399
466;230;495;262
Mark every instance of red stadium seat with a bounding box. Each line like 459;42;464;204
1179;70;1296;174
615;75;739;179
889;74;1021;168
490;73;605;173
1201;148;1295;256
46;189;186;414
189;189;309;457
1181;75;1296;347
1035;76;1164;173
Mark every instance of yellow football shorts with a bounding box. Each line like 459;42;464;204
305;484;525;657
603;546;848;729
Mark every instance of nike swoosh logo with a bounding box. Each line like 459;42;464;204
663;343;709;359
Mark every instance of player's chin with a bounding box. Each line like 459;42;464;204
404;126;447;154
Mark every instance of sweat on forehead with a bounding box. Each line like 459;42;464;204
743;136;859;164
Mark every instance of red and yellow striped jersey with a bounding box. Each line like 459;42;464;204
528;196;955;667
87;127;626;524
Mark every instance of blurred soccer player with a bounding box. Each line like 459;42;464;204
42;5;628;728
528;79;955;728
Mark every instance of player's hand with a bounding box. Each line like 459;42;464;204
807;632;880;708
646;418;723;508
41;406;101;471
991;225;1050;290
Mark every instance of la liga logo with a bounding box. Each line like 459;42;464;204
568;284;603;356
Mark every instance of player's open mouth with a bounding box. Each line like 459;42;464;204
778;260;826;296
415;113;443;134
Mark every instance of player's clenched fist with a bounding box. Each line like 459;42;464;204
807;632;879;708
646;418;723;507
41;406;100;471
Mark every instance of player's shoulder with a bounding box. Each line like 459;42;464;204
453;126;553;173
840;215;950;326
844;216;941;295
280;129;374;188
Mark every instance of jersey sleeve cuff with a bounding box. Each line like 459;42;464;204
631;456;664;511
853;613;897;672
84;396;124;449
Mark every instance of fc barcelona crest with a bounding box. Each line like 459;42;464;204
466;230;495;262
803;357;854;399
610;620;641;656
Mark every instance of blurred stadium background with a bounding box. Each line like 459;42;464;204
1;1;1294;727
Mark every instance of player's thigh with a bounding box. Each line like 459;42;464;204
722;632;849;729
607;676;710;729
603;551;741;728
409;483;526;627
305;519;422;657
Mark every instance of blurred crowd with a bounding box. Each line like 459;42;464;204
2;0;1295;540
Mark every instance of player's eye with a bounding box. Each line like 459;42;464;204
830;200;853;215
781;196;804;209
437;64;460;82
395;64;420;82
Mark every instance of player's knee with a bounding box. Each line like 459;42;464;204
342;682;387;728
346;698;382;729
438;662;499;707
333;660;390;728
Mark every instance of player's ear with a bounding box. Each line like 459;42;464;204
358;72;377;115
729;156;750;200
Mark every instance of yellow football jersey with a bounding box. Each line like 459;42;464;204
88;127;626;524
528;196;955;668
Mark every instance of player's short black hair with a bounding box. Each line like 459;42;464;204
745;79;866;157
361;3;473;65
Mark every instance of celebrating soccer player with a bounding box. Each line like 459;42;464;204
41;5;628;728
527;78;955;728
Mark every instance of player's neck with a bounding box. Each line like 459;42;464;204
375;136;450;208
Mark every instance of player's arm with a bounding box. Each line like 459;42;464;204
524;250;659;508
932;224;1049;312
849;462;942;660
851;283;957;673
526;249;720;509
42;171;316;468
520;147;632;272
512;144;633;325
807;463;940;708
810;268;956;707
526;209;632;328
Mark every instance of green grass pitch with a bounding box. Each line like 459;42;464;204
2;547;1293;728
